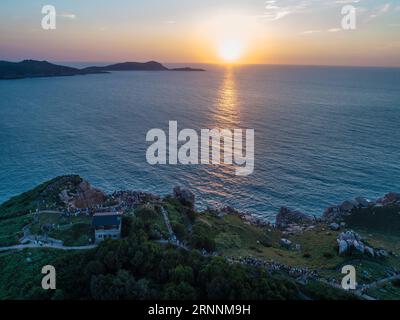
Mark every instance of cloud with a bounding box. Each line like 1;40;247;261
369;3;391;19
334;0;360;3
259;0;362;21
327;28;342;32
260;0;313;21
58;13;77;19
300;30;321;34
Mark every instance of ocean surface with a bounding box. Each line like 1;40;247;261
1;64;399;221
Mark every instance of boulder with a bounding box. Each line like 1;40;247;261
365;246;375;257
338;230;361;242
340;200;357;212
337;240;349;256
353;240;365;254
329;223;340;231
280;238;292;249
173;186;195;208
336;231;388;259
322;206;342;223
377;249;389;258
275;207;314;230
355;197;372;208
376;193;400;206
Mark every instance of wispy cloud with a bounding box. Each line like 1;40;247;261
260;0;313;21
369;3;391;19
259;0;363;21
300;29;321;35
327;28;342;32
58;13;77;19
334;0;361;4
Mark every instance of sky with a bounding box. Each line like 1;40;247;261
0;0;399;66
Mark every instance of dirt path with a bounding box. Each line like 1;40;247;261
160;207;175;240
0;243;97;252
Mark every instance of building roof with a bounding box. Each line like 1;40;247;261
92;212;121;227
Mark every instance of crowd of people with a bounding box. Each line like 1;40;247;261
110;190;161;211
227;256;319;279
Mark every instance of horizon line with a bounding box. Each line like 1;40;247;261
2;58;400;69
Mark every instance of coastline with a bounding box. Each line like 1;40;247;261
0;175;399;300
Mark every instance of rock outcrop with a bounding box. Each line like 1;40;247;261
59;180;107;209
336;230;388;258
275;207;314;231
322;193;400;223
376;193;400;206
280;238;292;249
173;186;195;208
329;223;340;231
323;198;375;223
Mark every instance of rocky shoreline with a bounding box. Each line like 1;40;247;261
15;175;400;260
216;192;400;231
207;191;400;260
53;176;400;234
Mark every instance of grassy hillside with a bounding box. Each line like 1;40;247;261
344;206;400;235
0;177;398;300
0;175;82;218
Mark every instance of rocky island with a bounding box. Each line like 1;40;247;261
0;175;399;300
0;60;205;80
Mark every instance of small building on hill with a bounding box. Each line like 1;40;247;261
92;212;122;243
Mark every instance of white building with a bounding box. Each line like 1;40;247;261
92;212;122;243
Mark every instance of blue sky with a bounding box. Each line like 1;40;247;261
0;0;399;66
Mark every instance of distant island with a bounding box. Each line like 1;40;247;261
0;60;205;80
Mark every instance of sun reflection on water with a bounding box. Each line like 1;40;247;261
201;66;244;184
214;66;240;127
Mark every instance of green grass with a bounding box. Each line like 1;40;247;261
30;212;91;234
0;175;82;218
344;206;400;235
366;282;400;300
27;211;93;246
198;213;281;257
0;215;32;246
197;213;400;299
49;223;93;246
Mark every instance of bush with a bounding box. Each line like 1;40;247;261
259;236;272;248
189;222;216;252
172;222;187;241
392;278;400;287
186;209;197;223
323;252;334;259
135;207;158;222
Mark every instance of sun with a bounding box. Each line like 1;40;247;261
218;41;242;63
197;12;261;64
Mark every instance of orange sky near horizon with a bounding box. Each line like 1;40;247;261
1;1;400;67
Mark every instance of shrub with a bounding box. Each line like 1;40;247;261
392;278;400;287
189;222;216;252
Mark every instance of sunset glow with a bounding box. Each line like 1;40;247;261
0;1;399;66
218;40;243;63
